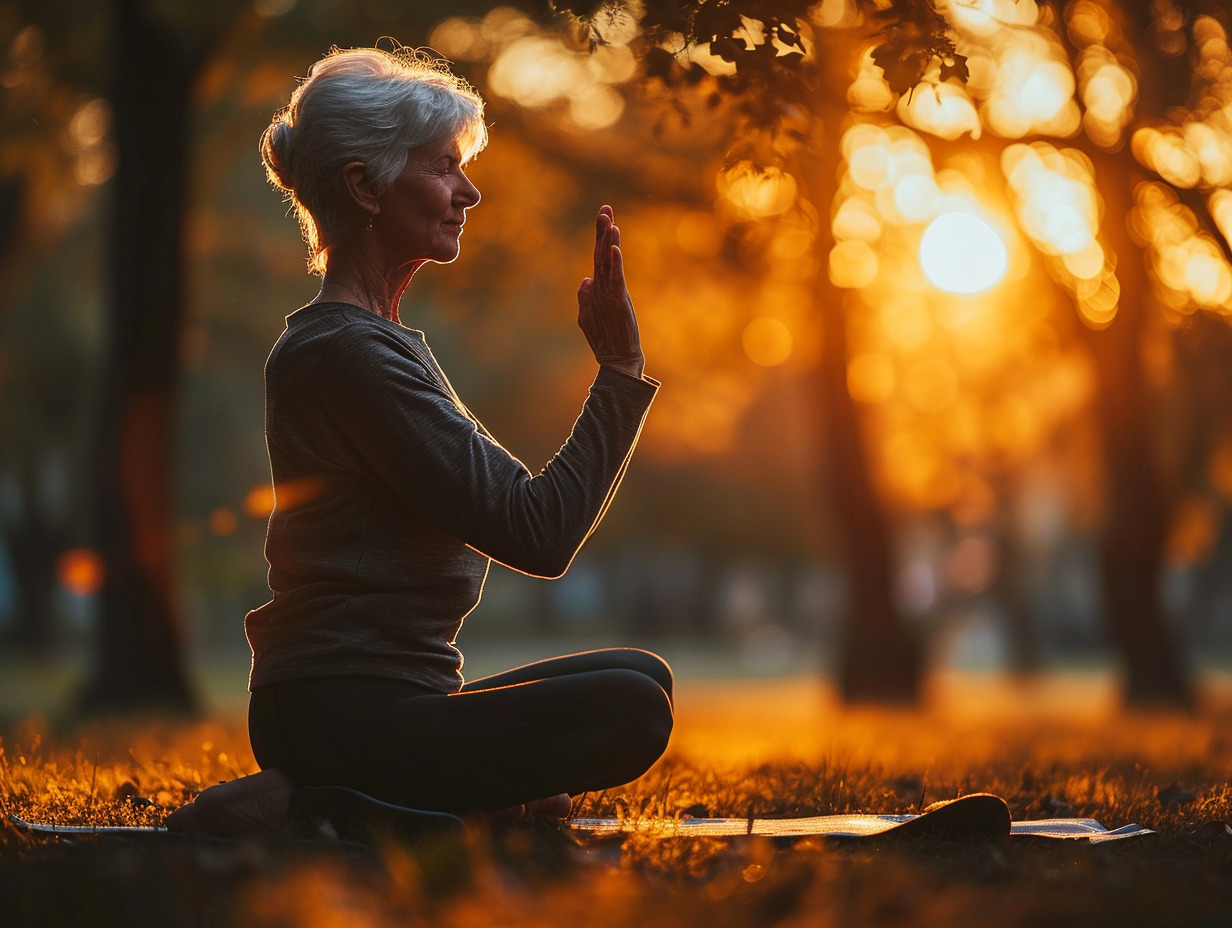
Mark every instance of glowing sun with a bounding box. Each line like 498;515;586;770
919;212;1009;294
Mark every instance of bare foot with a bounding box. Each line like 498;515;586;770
484;792;572;825
525;793;572;819
166;769;294;838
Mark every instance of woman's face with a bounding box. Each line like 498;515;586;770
376;135;481;266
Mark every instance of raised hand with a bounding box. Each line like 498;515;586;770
577;205;645;379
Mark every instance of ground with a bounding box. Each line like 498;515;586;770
2;672;1232;927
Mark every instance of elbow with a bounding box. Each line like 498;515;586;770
498;530;581;578
516;546;578;580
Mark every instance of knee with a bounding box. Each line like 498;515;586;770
597;669;673;769
616;649;675;707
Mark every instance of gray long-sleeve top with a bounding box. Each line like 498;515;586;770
244;303;657;693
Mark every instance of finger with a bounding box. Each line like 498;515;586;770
610;243;626;290
593;211;610;280
606;226;622;289
597;225;615;291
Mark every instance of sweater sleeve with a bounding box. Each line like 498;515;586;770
312;322;656;578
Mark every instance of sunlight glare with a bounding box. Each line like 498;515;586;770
918;212;1009;294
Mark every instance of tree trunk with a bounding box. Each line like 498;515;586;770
816;281;922;702
77;0;201;713
800;119;922;703
1;511;61;652
1083;146;1192;708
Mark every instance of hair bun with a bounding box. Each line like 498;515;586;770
261;119;296;192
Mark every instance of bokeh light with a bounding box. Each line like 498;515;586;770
209;508;237;537
718;163;799;220
431;8;631;130
742;317;794;367
1131;182;1232;313
57;548;104;596
243;484;275;519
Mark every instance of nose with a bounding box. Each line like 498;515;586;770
458;173;480;209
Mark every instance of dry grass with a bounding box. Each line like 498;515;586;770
3;674;1232;927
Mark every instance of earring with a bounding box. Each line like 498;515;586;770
366;215;374;232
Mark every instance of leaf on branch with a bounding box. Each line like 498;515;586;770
711;36;743;63
643;45;677;82
640;0;691;33
547;1;610;18
939;54;969;84
773;23;805;52
693;3;744;43
871;38;932;96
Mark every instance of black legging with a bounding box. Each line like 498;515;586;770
248;648;674;813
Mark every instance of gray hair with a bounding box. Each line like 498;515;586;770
260;46;488;275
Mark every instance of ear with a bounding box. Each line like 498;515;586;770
340;161;381;218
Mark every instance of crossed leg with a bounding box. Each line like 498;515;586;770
247;648;674;814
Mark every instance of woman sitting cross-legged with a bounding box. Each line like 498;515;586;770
168;45;672;836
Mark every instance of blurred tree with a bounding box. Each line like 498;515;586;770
539;0;1232;707
516;0;974;702
80;0;477;710
0;2;110;654
74;0;237;713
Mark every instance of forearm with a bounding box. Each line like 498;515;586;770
452;366;657;577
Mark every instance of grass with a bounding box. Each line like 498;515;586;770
3;674;1232;927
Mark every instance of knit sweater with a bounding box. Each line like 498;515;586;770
244;302;658;693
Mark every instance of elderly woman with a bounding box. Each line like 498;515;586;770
170;46;672;834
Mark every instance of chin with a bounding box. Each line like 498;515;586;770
429;243;463;265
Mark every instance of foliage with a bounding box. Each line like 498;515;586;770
544;0;965;127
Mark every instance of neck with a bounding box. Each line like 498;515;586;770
313;243;426;324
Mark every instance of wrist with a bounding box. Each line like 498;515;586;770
601;358;645;379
